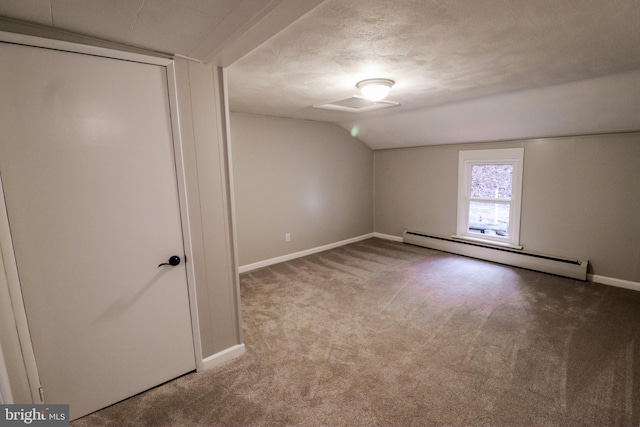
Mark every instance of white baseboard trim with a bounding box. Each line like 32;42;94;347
239;233;377;273
199;344;246;372
372;232;403;242
588;274;640;292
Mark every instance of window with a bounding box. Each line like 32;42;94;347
456;148;524;248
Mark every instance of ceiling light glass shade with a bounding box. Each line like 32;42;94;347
357;78;395;102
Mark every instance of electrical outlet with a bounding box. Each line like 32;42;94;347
285;233;291;242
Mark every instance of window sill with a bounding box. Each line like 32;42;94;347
451;235;523;250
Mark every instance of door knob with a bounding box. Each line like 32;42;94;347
158;255;181;267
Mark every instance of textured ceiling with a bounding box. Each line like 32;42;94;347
1;0;639;148
228;0;640;147
0;0;322;63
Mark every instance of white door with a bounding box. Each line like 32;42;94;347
0;42;196;420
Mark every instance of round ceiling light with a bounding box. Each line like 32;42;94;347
356;78;395;102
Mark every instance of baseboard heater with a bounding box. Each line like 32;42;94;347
403;230;588;280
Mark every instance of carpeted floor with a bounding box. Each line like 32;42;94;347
74;238;640;426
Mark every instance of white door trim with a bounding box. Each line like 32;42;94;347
0;339;9;404
166;63;204;371
0;30;201;401
0;31;172;66
0;175;41;403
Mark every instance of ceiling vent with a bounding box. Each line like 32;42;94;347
313;96;399;113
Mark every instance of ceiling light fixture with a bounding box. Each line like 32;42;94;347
356;78;395;102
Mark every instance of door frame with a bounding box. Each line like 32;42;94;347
0;30;203;403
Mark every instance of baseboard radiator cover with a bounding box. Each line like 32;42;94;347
403;230;588;280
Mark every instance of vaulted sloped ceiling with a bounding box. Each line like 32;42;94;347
1;1;639;149
227;0;640;148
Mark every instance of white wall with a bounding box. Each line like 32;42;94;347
231;114;374;266
374;132;640;283
174;61;243;359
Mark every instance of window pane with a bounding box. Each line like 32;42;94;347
468;201;510;237
470;164;513;199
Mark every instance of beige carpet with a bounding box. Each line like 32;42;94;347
74;238;640;426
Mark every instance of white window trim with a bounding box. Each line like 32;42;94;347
454;148;524;249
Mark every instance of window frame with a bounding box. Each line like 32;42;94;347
455;148;524;249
